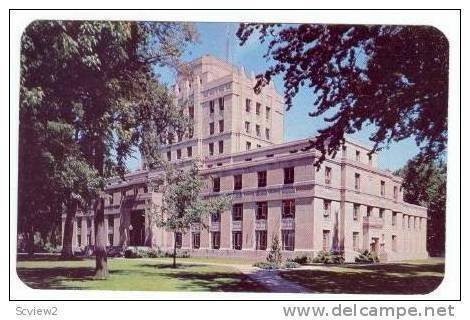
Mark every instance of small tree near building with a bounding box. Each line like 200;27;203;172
154;161;230;268
266;234;282;267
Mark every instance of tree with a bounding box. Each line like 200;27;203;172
266;234;282;266
237;23;448;166
19;20;197;277
155;161;230;268
395;156;446;256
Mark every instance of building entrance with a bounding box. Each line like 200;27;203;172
129;210;145;246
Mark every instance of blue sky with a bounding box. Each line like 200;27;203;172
127;22;421;171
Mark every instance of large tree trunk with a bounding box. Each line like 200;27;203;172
61;200;77;258
173;232;177;268
26;223;35;257
94;197;108;279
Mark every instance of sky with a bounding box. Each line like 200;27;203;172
126;22;421;172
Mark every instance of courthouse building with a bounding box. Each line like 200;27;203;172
64;55;428;262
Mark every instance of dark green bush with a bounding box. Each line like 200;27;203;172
355;250;380;263
312;250;345;264
288;255;311;265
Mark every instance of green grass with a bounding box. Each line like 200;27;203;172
279;258;445;294
16;256;265;292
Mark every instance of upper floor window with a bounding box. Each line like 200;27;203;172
256;124;261;137
188;106;194;119
380;180;386;196
256;202;268;220
368;153;372;165
213;177;220;192
282;199;295;218
356;150;361;162
256;102;261;115
211;211;221;222
219;120;224;133
218;97;224;111
325;166;332;185
187;146;192;158
258;171;267;187
323;200;331;219
209;100;215;113
245;99;251;112
245;121;250;133
284;167;295;184
265;106;271;120
208;142;214;156
265;128;270;140
246;141;251;150
176;149;182;160
354;173;361;190
367;206;372;217
234;174;243;190
232;204;243;221
218;140;224;154
353;204;359;221
393;186;398;200
379;208;384;219
209;122;215;135
392;212;397;226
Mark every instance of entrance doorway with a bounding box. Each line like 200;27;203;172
129;210;145;246
370;237;379;252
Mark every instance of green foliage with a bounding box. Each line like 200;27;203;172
395;157;447;256
266;234;282;266
253;261;300;270
355;250;380;264
237;24;448;166
312;250;345;264
123;247;190;259
288;255;311;265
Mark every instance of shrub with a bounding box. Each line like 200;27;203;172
266;234;282;266
288;255;311;265
355;250;380;263
284;261;300;269
253;261;280;270
312;250;345;264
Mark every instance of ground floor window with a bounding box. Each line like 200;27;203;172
322;230;331;251
108;233;114;246
232;231;242;250
211;231;220;249
192;232;200;249
255;230;267;250
87;234;92;246
281;230;295;251
77;235;81;247
392;235;397;252
175;232;182;249
352;232;359;251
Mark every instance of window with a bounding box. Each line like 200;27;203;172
392;235;397;252
325;167;332;185
353;232;360;251
393;186;398;200
322;230;331;251
392;212;397;226
209;122;214;135
379;208;384;219
255;230;267;250
266;154;274;158
367;206;372;217
356;150;361;162
284;167;295;184
187;146;192;158
87;218;92;230
109;194;114;205
218;140;224;154
209;100;215;113
192;232;200;249
211;232;220;249
368;153;372;165
323;200;331;219
143;185;148;193
281;230;295;251
175;232;182;249
266;106;271;119
282;199;295;218
257;171;267;187
188;106;194;119
234;174;243;190
380;180;385;196
176;149;181;160
256;124;261;137
188;127;194;138
256;102;261;115
232;231;242;250
77;235;81;247
245;99;251;112
208;142;214;156
232;204;243;221
342;145;347;158
244;121;250;133
353;204;360;221
256;202;268;220
167;151;171;161
219;120;224;133
257;144;262;148
218;97;224;111
402;215;406;228
354;173;361;190
177;133;183;142
213;177;220;192
211;211;221;222
246;141;251;150
265;128;270;140
108;233;114;246
108;216;114;230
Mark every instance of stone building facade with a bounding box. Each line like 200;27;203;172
62;55;428;262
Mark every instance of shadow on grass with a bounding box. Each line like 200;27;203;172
16;267;96;290
17;254;87;262
279;262;445;294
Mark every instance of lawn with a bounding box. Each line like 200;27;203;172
16;255;265;292
279;258;445;294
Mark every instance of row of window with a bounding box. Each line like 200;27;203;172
354;173;400;199
212;167;294;192
167;146;194;161
245;99;271;120
244;121;270;140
